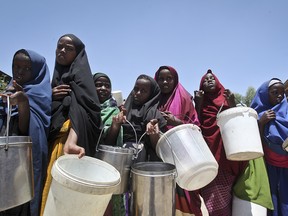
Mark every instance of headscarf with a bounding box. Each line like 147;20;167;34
250;78;288;167
49;34;102;156
124;74;166;143
199;70;247;174
13;49;52;216
93;72;122;146
155;66;199;127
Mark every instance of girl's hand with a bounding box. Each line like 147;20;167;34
52;84;71;101
63;128;85;158
161;111;182;126
224;89;236;107
146;119;159;135
259;110;275;126
194;90;205;111
112;110;126;125
63;142;85;159
1;80;28;106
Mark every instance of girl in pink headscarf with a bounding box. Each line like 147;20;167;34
155;66;202;216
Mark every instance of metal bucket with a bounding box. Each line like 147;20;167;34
131;162;176;216
95;145;135;194
0;136;34;211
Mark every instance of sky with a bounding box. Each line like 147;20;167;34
1;0;288;99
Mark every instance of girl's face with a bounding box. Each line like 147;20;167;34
12;52;33;85
202;73;216;93
132;78;151;105
157;68;175;94
56;36;77;66
94;76;111;103
268;83;285;106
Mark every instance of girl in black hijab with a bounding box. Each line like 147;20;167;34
107;74;167;161
40;34;102;215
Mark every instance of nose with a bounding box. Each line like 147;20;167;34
135;89;141;95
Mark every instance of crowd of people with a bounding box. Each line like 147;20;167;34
0;33;287;216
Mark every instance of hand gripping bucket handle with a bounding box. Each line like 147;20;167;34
95;119;145;160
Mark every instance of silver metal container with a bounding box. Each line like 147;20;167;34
94;145;135;194
131;162;176;216
0;136;34;211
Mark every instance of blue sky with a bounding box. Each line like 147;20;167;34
1;0;288;99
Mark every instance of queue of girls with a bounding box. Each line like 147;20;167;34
0;33;287;216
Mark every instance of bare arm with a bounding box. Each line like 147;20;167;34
63;128;85;158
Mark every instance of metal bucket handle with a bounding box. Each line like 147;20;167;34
4;96;12;150
95;119;145;160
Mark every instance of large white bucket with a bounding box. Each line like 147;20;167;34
156;124;218;190
232;195;267;216
43;155;120;216
217;107;264;161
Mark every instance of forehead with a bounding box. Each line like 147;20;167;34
269;83;284;91
95;76;110;82
14;52;30;61
205;73;214;79
136;78;151;86
159;68;172;75
58;36;74;45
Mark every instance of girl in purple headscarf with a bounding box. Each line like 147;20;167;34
250;78;288;216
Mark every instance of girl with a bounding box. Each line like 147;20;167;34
0;49;51;216
194;69;247;216
250;78;288;216
40;34;102;215
155;66;202;216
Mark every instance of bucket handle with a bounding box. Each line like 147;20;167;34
4;96;12;150
159;131;178;178
123;119;146;160
95;118;145;160
216;102;225;118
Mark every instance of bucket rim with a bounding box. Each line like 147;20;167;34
131;162;176;176
53;155;121;188
217;107;258;119
97;144;136;154
0;136;32;148
156;124;200;148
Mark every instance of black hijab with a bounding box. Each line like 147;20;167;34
123;74;166;142
49;34;102;156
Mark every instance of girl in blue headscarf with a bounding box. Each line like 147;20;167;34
0;49;51;216
250;78;288;216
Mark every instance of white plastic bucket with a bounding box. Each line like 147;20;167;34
112;90;123;106
232;195;267;216
156;124;218;190
43;155;120;216
217;107;264;161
